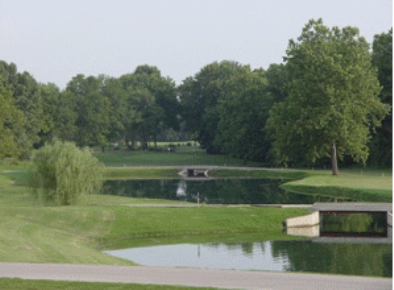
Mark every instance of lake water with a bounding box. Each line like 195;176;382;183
104;240;392;277
103;179;349;204
103;179;391;277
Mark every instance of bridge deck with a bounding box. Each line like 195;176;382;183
311;202;392;213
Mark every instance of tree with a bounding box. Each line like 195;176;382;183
120;65;177;149
65;75;111;148
0;61;45;157
267;19;390;175
29;140;104;205
37;83;61;146
178;61;247;153
0;80;25;159
368;29;392;167
214;68;273;163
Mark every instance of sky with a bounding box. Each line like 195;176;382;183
0;0;392;89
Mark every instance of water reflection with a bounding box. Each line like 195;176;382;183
103;179;347;204
103;240;392;277
320;213;387;236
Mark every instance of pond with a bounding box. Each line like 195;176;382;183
103;240;392;277
103;179;349;204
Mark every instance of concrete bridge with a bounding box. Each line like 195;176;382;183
311;202;392;214
284;202;392;242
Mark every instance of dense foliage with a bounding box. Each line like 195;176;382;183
267;19;389;174
0;20;391;171
29;140;104;205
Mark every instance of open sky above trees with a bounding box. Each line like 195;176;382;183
0;0;391;88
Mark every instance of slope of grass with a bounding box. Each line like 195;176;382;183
282;173;392;202
208;169;308;180
104;168;180;179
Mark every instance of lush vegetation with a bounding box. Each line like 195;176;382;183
29;140;104;205
267;19;389;175
0;20;391;175
0;279;218;290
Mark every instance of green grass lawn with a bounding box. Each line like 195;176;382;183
104;168;181;179
95;147;263;167
0;279;218;290
282;171;392;202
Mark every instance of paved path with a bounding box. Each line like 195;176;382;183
0;263;391;290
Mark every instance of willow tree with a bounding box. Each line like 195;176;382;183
29;140;104;205
267;19;390;175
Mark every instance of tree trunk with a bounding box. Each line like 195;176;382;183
331;140;339;176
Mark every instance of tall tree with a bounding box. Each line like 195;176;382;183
0;61;44;156
65;75;111;147
178;61;247;153
215;68;273;163
120;65;177;149
267;19;390;175
0;80;25;159
368;29;392;167
37;83;61;145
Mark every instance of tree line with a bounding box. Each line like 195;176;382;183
1;20;392;173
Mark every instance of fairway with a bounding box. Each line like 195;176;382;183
95;147;263;167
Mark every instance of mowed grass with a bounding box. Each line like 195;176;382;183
95;147;262;167
0;279;218;290
104;168;180;179
0;169;308;264
282;172;392;202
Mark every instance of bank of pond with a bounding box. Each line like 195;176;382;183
101;178;392;278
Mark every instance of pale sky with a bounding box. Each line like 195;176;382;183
0;0;392;88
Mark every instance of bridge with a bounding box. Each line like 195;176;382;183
284;202;392;242
311;202;392;214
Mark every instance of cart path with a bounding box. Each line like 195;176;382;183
0;263;391;290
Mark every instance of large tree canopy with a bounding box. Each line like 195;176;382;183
267;19;390;175
179;60;248;153
214;68;273;163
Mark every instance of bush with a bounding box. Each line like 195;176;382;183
29;140;104;205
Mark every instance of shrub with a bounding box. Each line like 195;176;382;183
29;140;104;205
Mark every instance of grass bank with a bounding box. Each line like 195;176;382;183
0;168;308;265
104;168;180;179
0;279;218;290
282;172;392;202
209;168;392;202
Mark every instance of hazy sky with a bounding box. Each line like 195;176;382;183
0;0;392;88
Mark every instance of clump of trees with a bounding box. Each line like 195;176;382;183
0;19;391;174
29;140;104;205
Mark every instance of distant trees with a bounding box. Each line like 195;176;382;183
0;78;25;159
266;19;389;174
0;20;391;171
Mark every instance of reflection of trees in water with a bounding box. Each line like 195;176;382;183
104;179;343;204
270;241;392;277
321;214;386;233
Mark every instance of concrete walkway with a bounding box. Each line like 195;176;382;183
0;263;391;290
